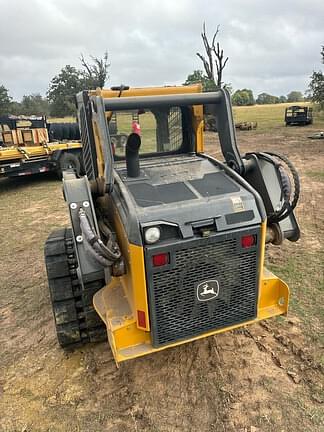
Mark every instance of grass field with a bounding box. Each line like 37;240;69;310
114;111;158;155
233;102;324;130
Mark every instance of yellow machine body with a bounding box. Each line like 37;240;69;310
82;85;291;365
93;220;289;365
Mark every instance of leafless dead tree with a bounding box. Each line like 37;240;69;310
196;23;228;87
80;51;110;88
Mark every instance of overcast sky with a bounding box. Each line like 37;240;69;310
0;0;323;100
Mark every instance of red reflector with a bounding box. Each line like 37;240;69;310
137;310;146;328
152;253;169;267
241;235;256;248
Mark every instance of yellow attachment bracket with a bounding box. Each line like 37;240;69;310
93;278;150;366
258;267;289;319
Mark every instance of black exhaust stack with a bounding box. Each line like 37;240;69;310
126;133;141;178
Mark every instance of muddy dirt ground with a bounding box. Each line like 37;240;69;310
0;125;323;431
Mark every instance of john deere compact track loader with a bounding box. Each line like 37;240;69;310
45;84;300;365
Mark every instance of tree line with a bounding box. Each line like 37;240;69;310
232;89;305;106
185;73;307;106
184;70;307;106
0;52;109;117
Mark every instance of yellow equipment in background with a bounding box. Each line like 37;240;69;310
45;85;300;365
0;115;82;177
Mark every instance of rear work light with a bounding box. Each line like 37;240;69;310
241;234;256;249
152;253;169;267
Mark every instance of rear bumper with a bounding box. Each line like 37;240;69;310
93;267;289;365
0;159;53;177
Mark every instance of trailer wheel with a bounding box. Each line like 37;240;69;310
70;123;80;140
61;124;70;140
57;152;81;178
48;123;64;141
44;228;107;348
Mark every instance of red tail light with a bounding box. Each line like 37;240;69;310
152;253;169;267
137;310;146;328
241;235;256;248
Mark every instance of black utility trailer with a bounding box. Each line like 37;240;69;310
285;106;313;126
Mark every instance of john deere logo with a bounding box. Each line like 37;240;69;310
197;280;219;302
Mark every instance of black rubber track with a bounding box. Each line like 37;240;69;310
44;228;107;348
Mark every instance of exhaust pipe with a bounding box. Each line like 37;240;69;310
126;133;141;178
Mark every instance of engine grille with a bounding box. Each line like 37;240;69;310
145;229;260;347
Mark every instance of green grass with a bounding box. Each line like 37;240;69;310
268;249;324;350
232;102;314;131
306;170;324;181
114;111;183;156
115;112;157;155
233;102;324;131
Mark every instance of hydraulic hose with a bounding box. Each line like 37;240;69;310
79;209;121;267
253;151;300;223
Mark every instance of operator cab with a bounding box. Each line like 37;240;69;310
101;101;260;249
96;92;299;247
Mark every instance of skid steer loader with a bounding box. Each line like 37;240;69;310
45;84;300;365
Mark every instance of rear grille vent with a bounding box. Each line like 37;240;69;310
146;231;259;347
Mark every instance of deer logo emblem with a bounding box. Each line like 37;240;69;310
197;280;219;302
